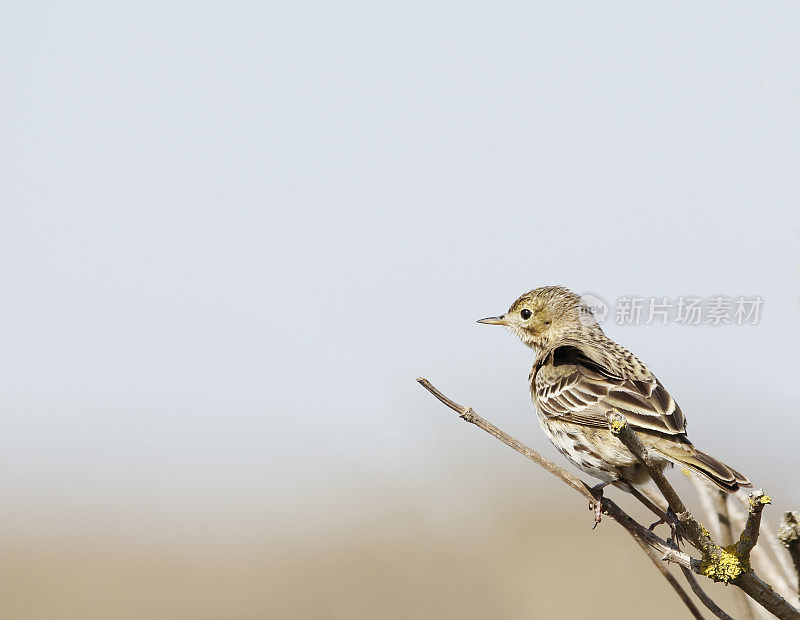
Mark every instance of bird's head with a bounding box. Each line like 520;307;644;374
478;285;600;350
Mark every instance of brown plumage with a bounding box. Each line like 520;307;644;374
479;286;750;494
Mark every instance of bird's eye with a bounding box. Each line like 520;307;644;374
520;309;532;320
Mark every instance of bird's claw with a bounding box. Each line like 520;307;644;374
589;483;608;529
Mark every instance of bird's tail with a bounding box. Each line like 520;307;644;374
657;444;751;493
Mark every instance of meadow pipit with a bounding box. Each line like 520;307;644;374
479;286;750;522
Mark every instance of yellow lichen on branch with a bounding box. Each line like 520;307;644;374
701;544;751;584
750;494;772;509
606;411;626;434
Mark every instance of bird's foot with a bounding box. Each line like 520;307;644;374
589;482;611;530
666;507;684;547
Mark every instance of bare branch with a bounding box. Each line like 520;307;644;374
778;511;800;596
416;380;697;566
738;571;800;620
679;565;734;620
737;490;772;558
629;535;704;620
416;377;591;498
756;508;799;602
605;411;714;551
689;474;725;542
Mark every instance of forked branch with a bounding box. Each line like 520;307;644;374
606;411;799;620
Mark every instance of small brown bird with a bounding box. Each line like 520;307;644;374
479;286;750;516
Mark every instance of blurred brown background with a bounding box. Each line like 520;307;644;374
0;485;746;619
0;466;769;619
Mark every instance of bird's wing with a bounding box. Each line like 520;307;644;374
533;345;686;436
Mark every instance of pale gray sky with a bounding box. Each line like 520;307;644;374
1;2;798;537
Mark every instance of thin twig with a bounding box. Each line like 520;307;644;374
416;379;698;573
605;411;714;551
760;510;800;602
737;490;771;558
679;565;733;620
721;488;776;617
630;536;704;620
689;474;724;542
778;512;800;597
418;378;600;498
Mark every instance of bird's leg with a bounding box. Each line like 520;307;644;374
589;481;611;529
665;507;683;547
648;506;683;545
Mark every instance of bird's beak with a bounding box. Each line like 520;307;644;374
477;315;510;326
